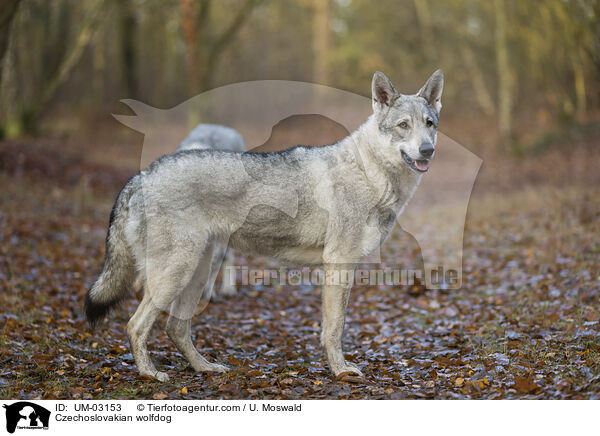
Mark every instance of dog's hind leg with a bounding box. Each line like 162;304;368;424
128;234;209;381
166;241;229;373
127;293;169;381
166;317;229;373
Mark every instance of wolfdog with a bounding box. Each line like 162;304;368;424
131;124;245;296
86;70;443;381
175;123;245;153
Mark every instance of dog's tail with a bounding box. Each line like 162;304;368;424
85;177;138;328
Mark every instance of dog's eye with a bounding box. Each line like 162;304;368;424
426;119;434;127
397;121;409;129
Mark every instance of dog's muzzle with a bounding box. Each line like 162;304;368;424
402;150;431;172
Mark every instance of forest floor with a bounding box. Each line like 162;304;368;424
0;137;599;399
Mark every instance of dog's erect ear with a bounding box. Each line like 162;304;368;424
372;71;397;112
418;69;444;113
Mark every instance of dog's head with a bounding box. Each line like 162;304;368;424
371;70;443;173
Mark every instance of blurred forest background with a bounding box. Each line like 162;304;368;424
1;0;599;151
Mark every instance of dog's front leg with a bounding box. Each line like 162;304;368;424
320;263;363;377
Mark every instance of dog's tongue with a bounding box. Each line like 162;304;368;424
415;160;430;171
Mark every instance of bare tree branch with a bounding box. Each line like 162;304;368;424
28;0;104;129
207;0;262;66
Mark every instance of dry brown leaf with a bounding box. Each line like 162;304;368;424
512;376;539;394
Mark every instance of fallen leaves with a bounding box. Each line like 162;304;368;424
512;376;540;394
0;141;599;400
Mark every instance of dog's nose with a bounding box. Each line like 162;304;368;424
419;143;434;158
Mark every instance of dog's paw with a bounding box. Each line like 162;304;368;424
208;363;230;373
154;371;170;382
333;363;363;378
195;362;230;373
140;370;170;382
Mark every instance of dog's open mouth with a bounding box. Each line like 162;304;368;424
401;151;430;173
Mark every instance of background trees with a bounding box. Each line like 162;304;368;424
0;0;598;151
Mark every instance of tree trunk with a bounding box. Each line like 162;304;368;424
180;0;202;93
201;0;261;91
312;0;330;85
461;44;495;117
8;0;103;136
572;49;586;123
494;0;512;149
0;0;21;91
117;0;137;98
413;0;437;61
180;0;260;93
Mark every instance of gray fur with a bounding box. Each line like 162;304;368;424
175;123;245;296
130;124;246;297
86;70;444;381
